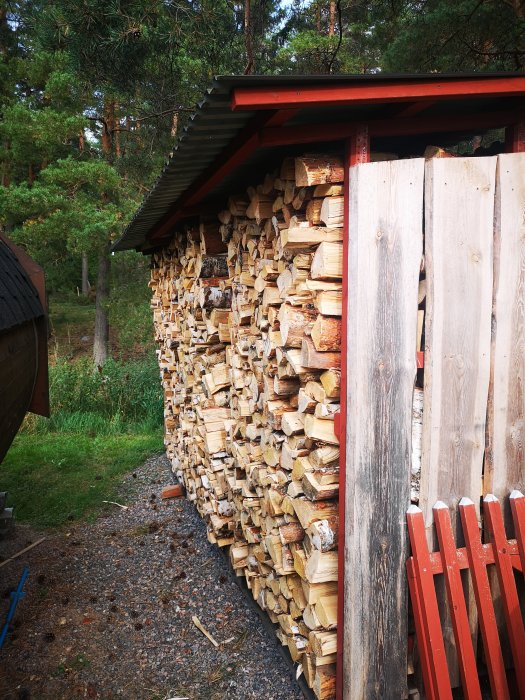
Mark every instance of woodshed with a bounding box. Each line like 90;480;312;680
114;74;525;700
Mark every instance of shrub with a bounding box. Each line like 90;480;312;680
24;355;163;435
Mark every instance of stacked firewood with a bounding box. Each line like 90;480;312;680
149;154;346;700
150;233;238;545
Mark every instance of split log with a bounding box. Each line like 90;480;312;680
320;196;344;227
310;242;343;280
310;316;341;352
295;155;344;187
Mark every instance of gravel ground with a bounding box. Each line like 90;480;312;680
0;454;305;700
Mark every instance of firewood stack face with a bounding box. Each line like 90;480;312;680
149;154;344;700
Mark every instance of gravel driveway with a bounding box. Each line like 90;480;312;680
0;454;305;700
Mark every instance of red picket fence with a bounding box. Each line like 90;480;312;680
406;492;525;699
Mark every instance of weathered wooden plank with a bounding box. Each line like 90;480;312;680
343;158;424;699
419;156;496;686
485;153;525;671
486;153;525;503
420;156;496;520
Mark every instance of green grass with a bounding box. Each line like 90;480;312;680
2;293;165;529
1;431;163;528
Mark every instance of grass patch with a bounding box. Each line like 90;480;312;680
48;297;96;359
0;432;163;528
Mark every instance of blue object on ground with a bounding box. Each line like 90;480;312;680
0;567;29;649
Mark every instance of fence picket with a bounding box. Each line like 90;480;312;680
483;495;525;699
406;558;438;700
433;502;482;700
407;505;453;700
459;497;510;700
510;490;525;574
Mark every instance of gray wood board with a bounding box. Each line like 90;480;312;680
486;153;525;505
485;153;525;668
343;158;424;699
419;156;497;686
419;156;496;522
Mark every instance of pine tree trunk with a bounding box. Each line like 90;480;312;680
81;252;90;296
93;247;110;367
171;112;178;138
328;1;335;36
244;0;254;74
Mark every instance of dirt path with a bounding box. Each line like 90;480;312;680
0;455;304;700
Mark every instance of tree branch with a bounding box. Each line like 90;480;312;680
133;106;193;122
421;0;485;68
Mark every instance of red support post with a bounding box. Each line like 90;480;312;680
505;121;525;152
336;125;369;700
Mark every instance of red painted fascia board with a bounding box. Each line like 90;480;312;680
232;76;525;111
149;109;297;242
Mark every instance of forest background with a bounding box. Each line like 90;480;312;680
1;0;524;526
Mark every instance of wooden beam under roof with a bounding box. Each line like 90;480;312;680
148;108;296;242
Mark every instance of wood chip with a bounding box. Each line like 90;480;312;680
102;500;129;510
192;615;219;648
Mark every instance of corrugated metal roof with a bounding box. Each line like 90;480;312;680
114;72;525;252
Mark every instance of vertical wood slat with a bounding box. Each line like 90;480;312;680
420;156;497;682
484;152;525;675
407;506;453;700
433;502;482;700
484;495;525;698
343;158;424;699
486;153;525;502
420;155;496;522
459;498;510;700
336;128;370;700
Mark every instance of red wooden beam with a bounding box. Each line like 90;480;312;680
394;99;436;118
149;107;519;246
336;125;369;700
232;77;525;111
260;110;520;148
148;109;297;242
